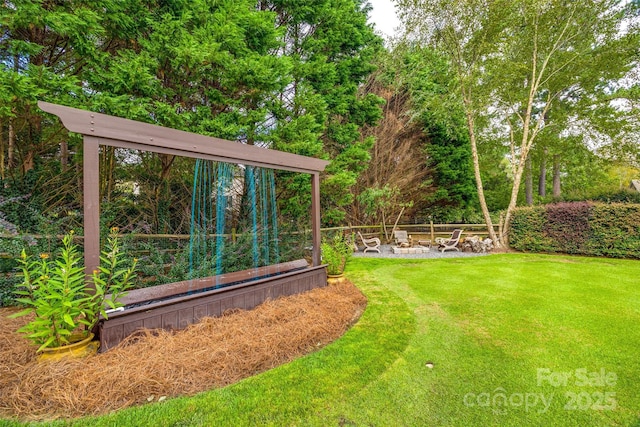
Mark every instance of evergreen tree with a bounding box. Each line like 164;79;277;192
0;0;384;233
353;46;478;224
265;0;384;225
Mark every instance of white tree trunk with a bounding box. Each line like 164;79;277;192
464;107;500;247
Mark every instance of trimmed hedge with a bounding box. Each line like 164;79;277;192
510;202;640;259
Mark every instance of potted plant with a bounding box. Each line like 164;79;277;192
321;233;352;284
10;228;137;359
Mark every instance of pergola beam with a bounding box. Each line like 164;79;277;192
38;102;328;174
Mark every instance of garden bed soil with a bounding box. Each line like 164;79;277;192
0;280;366;421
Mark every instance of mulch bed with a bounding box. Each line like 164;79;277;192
0;280;366;421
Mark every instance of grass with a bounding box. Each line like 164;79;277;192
1;253;639;426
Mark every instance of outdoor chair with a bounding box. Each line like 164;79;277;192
357;231;381;253
438;229;464;252
393;230;412;248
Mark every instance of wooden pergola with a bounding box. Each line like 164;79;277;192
38;101;329;275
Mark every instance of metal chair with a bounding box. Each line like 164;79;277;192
438;229;464;252
357;231;381;253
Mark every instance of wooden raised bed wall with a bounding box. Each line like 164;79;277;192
99;260;327;351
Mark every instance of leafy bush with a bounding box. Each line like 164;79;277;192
321;233;352;275
508;206;555;252
583;189;640;204
545;202;592;253
510;202;640;259
586;204;640;258
0;234;60;307
0;274;21;306
10;229;137;351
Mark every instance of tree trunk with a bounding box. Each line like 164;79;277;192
8;116;15;171
153;154;176;233
538;148;547;197
0;118;4;180
552;154;561;198
502;151;529;247
22;152;34;173
501;68;539;247
60;140;69;172
525;155;533;206
100;146;116;203
22;109;41;174
464;107;500;247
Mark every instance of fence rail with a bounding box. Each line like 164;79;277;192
0;223;496;297
0;223;496;259
324;223;497;244
0;223;496;243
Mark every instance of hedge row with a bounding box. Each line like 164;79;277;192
509;202;640;259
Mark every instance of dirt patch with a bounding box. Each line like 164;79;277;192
0;280;366;421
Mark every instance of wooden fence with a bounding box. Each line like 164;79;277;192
0;223;496;295
0;223;497;256
325;223;498;244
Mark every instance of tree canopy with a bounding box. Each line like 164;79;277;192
0;0;638;241
0;0;382;233
396;0;640;245
352;45;478;225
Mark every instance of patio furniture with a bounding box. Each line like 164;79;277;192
416;239;431;248
438;229;464;252
357;231;381;253
393;230;412;248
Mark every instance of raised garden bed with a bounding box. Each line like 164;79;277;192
98;259;327;351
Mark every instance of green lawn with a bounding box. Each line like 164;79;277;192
2;253;639;426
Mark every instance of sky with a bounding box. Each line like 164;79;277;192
367;0;401;39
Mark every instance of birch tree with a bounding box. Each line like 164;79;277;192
396;0;639;245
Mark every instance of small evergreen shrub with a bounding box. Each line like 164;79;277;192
321;233;352;275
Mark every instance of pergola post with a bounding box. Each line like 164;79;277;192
311;172;322;266
83;136;101;278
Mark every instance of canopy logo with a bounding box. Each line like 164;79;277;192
463;367;617;414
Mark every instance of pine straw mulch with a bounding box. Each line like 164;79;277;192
0;280;366;421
